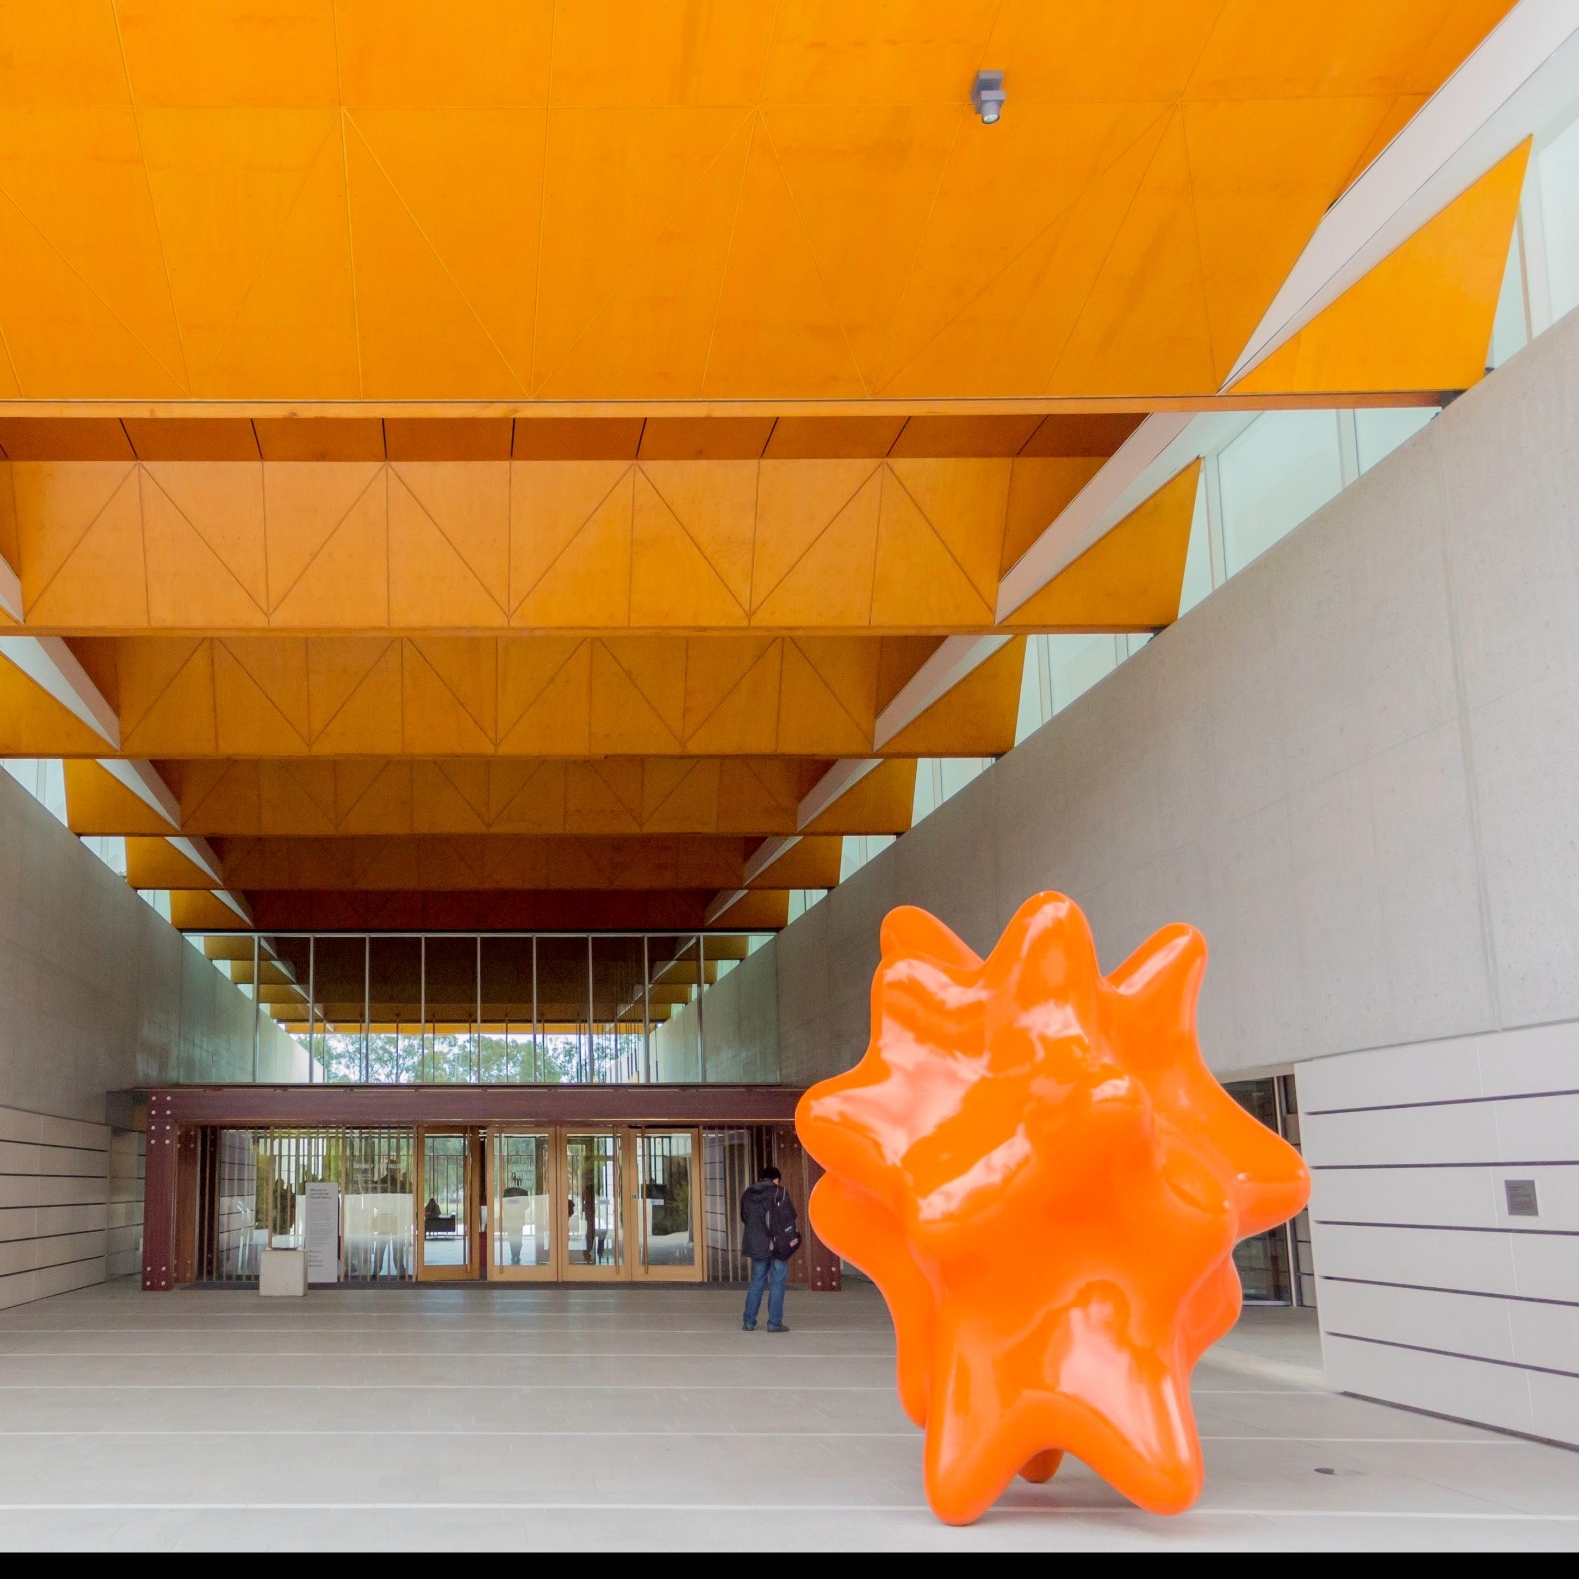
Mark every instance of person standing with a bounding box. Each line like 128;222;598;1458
740;1165;800;1333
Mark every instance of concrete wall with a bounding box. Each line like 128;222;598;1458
653;944;780;1084
1301;1024;1579;1445
713;305;1579;1440
0;771;303;1308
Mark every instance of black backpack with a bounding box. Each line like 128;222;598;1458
767;1187;802;1261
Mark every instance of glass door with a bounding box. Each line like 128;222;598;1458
631;1129;702;1281
562;1130;623;1280
489;1129;556;1281
416;1129;478;1281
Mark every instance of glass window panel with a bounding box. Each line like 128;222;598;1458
421;1132;470;1267
341;1129;414;1282
494;1132;553;1268
368;935;421;1083
1355;407;1435;474
308;937;365;1081
480;936;533;1083
639;1131;695;1268
565;1132;620;1267
1177;471;1213;616
647;936;700;1082
593;936;645;1084
423;936;478;1084
1539;112;1579;323
1046;632;1118;714
1218;410;1343;576
534;937;591;1083
1488;229;1529;369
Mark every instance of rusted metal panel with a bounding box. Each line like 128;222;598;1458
141;1092;177;1291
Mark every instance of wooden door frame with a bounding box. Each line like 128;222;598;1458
415;1125;481;1282
485;1126;559;1283
628;1127;705;1283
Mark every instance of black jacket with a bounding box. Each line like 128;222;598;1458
740;1180;796;1261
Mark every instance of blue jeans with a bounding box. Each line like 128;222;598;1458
743;1256;788;1330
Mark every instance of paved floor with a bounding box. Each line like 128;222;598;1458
0;1278;1575;1549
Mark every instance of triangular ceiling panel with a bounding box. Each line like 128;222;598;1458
1006;461;1201;629
337;760;412;834
394;461;510;607
402;641;494;755
630;470;748;628
880;637;1026;756
752;469;880;627
307;638;401;748
776;641;872;756
535;112;754;398
510;461;632;612
497;638;592;754
751;460;880;612
343;116;524;399
142;473;267;628
637;461;756;611
349;107;544;385
703;118;867;398
531;106;749;388
1235;141;1531;394
25;468;147;628
138;108;339;390
879;102;1170;391
885;459;1008;607
120;641;216;756
589;640;683;754
683;640;782;755
264;462;384;610
0;108;187;388
1050;111;1220;396
212;641;310;754
271;473;389;628
199;115;361;397
388;471;507;629
406;636;498;742
15;461;137;608
142;462;268;610
870;470;994;627
513;469;633;628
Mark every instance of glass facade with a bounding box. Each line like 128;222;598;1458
190;930;773;1084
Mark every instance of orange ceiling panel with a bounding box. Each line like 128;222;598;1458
0;420;135;461
879;637;1026;756
1235;142;1530;395
125;834;216;890
63;759;175;835
0;2;1513;402
799;758;918;836
1006;461;1200;630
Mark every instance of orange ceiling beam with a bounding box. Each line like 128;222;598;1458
0;2;1513;403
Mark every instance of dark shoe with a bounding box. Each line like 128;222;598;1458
767;1324;790;1333
742;1323;756;1331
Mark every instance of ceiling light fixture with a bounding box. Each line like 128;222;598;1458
972;70;1005;125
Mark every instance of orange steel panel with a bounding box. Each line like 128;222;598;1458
51;635;903;759
1007;461;1200;630
0;420;134;461
707;889;791;930
384;419;513;461
1236;142;1531;396
63;760;175;835
880;638;1027;757
9;457;1054;634
745;834;843;889
122;419;260;461
169;890;250;930
1000;457;1107;576
638;418;776;460
511;418;645;460
253;419;386;461
215;833;750;891
1020;412;1145;457
125;835;216;890
0;3;1512;403
762;416;906;458
889;416;1043;457
800;758;917;837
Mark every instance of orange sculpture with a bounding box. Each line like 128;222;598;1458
794;894;1309;1524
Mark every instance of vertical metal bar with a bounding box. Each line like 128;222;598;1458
474;934;482;1085
696;933;706;1083
641;934;651;1084
586;934;595;1084
1274;1076;1300;1306
419;935;427;1084
531;937;539;1083
306;936;316;1084
363;935;371;1084
250;932;260;1082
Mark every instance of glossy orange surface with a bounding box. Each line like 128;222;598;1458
794;894;1309;1523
